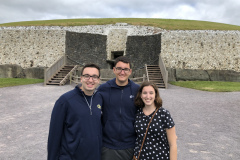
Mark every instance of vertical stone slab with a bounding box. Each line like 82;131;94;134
65;31;108;69
126;34;161;71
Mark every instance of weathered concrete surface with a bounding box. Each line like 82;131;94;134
0;83;239;160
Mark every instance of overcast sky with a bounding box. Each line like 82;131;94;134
0;0;240;26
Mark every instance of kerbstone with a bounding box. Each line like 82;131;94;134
0;64;23;78
176;69;209;81
207;70;240;82
24;67;45;79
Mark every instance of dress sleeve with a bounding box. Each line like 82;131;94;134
161;108;175;129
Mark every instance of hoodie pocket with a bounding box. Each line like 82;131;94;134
103;120;121;142
121;120;135;141
73;138;85;158
74;136;101;160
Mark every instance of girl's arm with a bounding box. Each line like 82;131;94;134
166;126;177;160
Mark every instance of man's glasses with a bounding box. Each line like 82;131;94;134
82;74;99;81
115;67;131;73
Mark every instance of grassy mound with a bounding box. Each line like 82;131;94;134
1;18;240;30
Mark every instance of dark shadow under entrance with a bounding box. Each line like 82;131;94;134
107;51;124;68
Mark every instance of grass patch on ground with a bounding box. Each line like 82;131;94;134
0;78;44;88
1;18;240;30
169;81;240;92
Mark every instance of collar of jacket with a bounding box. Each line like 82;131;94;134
107;78;133;88
75;84;97;96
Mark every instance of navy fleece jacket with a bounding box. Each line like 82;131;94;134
47;85;103;160
98;78;140;149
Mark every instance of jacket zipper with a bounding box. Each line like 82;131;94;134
120;89;123;116
82;92;95;115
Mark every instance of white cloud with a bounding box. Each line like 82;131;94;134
0;0;239;26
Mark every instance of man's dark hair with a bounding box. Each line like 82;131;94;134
81;63;101;77
114;56;132;68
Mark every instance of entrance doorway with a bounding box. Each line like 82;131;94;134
112;51;124;59
107;51;124;68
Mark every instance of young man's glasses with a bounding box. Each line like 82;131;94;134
82;74;99;81
115;67;131;73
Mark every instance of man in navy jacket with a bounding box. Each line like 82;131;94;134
47;64;103;160
98;56;140;160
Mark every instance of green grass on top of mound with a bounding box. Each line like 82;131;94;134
1;18;240;30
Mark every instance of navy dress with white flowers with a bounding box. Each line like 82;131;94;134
134;107;175;160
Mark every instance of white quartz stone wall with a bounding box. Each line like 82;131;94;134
0;28;65;68
161;30;240;72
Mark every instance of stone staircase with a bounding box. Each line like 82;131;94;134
46;65;78;85
146;65;166;88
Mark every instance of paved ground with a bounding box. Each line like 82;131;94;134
0;83;239;160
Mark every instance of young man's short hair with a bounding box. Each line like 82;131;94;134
81;64;101;77
114;56;132;68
